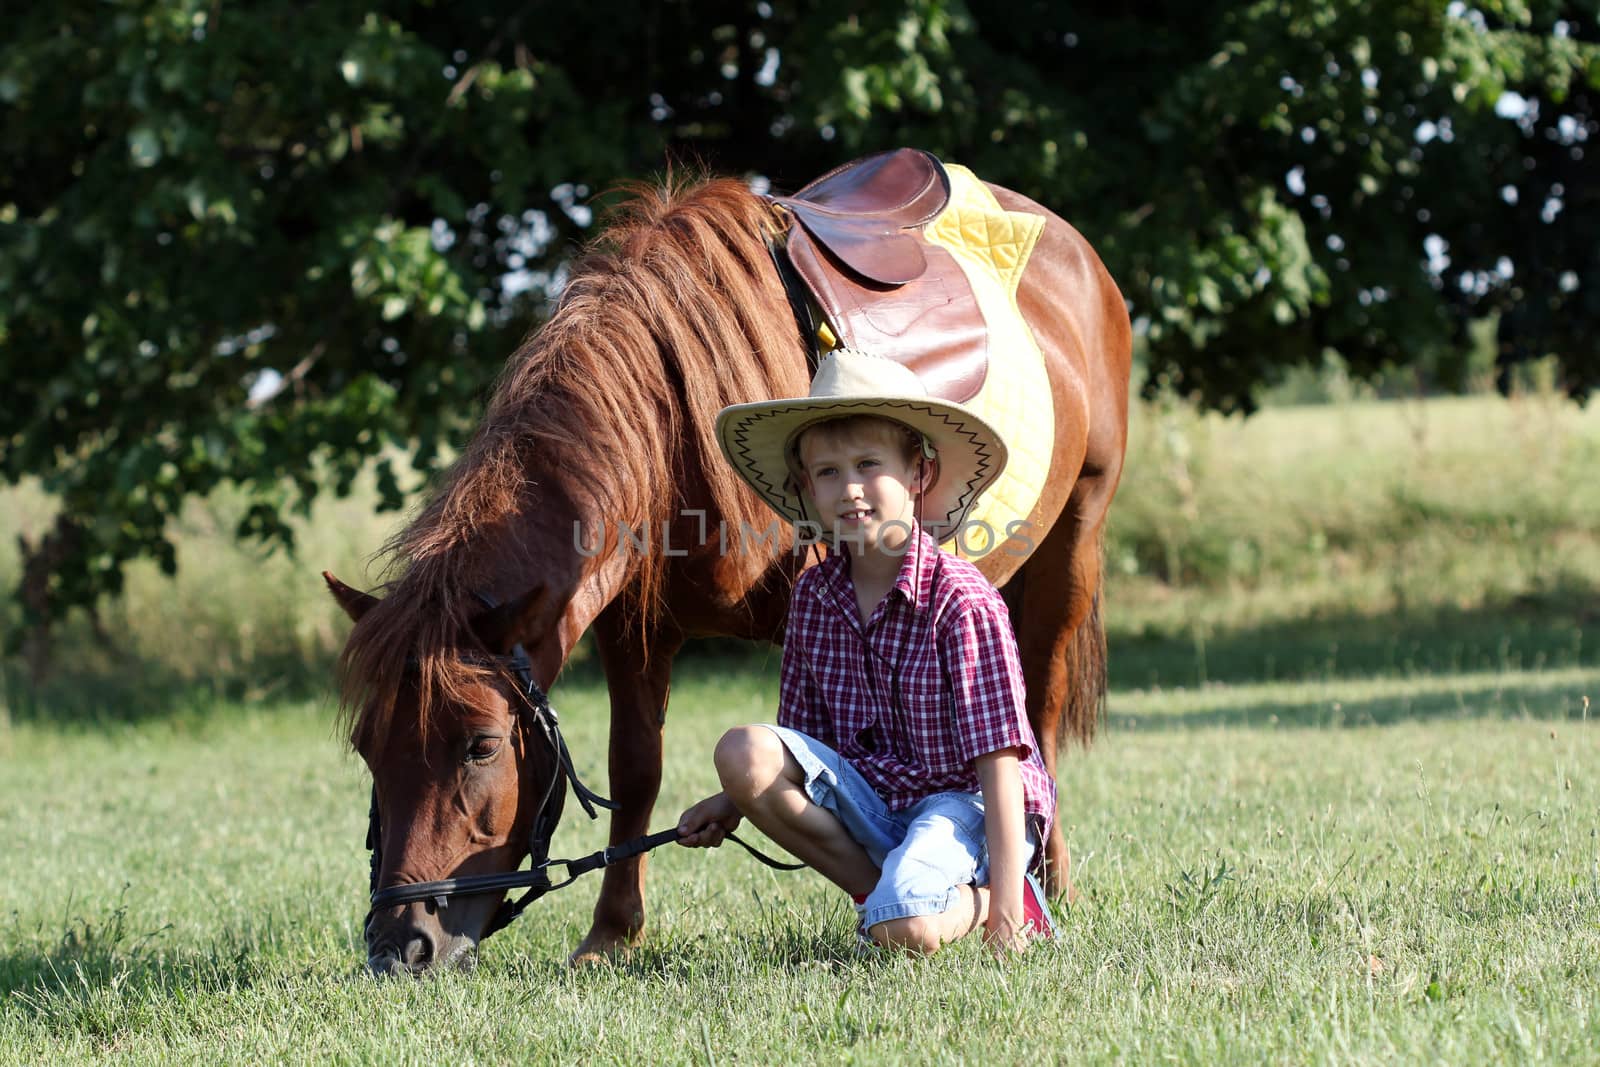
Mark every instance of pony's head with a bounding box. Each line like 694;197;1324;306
326;572;569;976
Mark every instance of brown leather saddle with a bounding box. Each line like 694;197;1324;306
770;148;990;403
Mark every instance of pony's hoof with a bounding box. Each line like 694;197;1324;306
568;928;639;967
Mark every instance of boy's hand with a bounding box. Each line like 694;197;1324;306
676;792;743;847
983;902;1030;956
975;746;1031;957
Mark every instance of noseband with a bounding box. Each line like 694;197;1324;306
363;605;801;940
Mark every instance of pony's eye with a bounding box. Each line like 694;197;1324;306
466;735;502;762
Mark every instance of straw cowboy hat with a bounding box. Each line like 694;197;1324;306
715;348;1009;544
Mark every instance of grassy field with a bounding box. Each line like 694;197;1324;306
1;666;1596;1064
2;392;1598;1063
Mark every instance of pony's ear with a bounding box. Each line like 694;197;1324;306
323;571;380;622
471;586;549;655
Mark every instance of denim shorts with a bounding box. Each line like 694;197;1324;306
762;724;1038;931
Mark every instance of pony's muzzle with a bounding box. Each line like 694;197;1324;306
367;923;434;976
366;898;486;976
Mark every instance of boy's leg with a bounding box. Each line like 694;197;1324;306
862;793;986;953
872;885;988;954
863;793;1041;954
714;726;882;897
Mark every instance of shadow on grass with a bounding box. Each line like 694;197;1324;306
675;587;1596;696
0;890;268;1034
0;647;341;727
6;585;1593;729
496;910;871;989
1111;671;1596;733
1107;586;1596;691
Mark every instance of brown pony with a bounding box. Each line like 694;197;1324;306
327;162;1129;972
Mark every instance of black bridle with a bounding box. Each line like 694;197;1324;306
364;634;801;940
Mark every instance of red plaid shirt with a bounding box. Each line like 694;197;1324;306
778;526;1056;840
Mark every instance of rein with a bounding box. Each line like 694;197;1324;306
365;634;801;939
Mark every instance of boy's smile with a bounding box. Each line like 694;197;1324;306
797;422;927;556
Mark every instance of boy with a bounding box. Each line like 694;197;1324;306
678;348;1055;954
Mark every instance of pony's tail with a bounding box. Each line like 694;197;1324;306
1058;539;1108;747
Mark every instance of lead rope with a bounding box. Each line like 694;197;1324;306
480;689;804;937
366;642;803;933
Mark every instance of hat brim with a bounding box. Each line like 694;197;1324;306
716;395;1009;544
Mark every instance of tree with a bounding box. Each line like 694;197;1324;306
2;0;1594;650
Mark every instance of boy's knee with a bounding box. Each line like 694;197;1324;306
869;916;944;956
713;726;786;798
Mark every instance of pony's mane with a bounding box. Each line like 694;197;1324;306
339;173;804;748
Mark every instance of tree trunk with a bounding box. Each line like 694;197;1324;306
15;513;84;685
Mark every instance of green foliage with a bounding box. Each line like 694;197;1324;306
1;1;1595;625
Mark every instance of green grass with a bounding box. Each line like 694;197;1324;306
3;391;1599;1062
1;665;1597;1064
1110;392;1600;626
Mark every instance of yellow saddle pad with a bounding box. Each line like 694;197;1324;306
920;165;1053;561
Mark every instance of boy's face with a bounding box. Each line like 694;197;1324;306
795;419;928;555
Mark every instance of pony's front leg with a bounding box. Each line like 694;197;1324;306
570;606;683;964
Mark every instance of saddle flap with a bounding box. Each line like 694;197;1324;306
784;148;950;225
773;148;952;287
787;213;927;286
